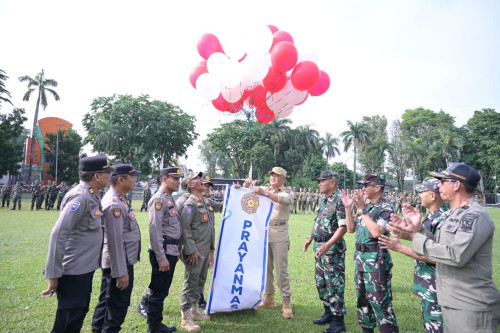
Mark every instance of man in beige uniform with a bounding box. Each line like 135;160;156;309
243;167;294;318
389;163;500;333
42;156;114;333
306;188;314;214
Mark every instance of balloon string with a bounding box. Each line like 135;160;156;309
242;110;252;138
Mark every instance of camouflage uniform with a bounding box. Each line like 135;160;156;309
48;183;58;210
56;184;68;210
354;195;398;332
11;183;22;210
2;182;11;207
313;189;347;316
126;191;133;208
31;182;41;210
413;206;447;333
141;187;152;212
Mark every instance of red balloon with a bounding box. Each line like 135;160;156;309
309;71;331;96
291;61;321;91
228;101;244;113
270;31;294;51
212;94;231;111
198;59;207;67
237;89;251;104
197;33;224;60
189;65;208;89
263;67;287;93
296;93;308;105
238;53;247;62
255;104;276;124
271;42;298;72
267;24;279;34
248;85;267;107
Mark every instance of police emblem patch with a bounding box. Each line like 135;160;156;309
203;214;208;221
459;213;478;232
186;206;193;215
70;201;80;212
94;210;101;216
241;193;259;214
130;212;135;218
155;202;162;211
113;208;121;218
170;209;176;215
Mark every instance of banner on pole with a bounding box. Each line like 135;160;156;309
206;185;273;315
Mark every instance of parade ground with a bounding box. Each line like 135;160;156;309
1;200;499;332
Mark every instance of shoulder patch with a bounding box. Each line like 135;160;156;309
155;202;162;211
186;206;193;215
167;200;173;205
70;201;81;212
180;197;187;204
170;208;177;215
460;213;479;232
113;208;121;218
89;188;94;194
130;212;135;218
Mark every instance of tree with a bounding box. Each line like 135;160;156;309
320;132;340;169
261;118;292;162
83;94;197;175
0;108;29;177
0;69;13;109
329;161;355;190
303;155;328;181
340;120;371;187
387;120;407;191
199;139;234;178
44;129;84;184
19;69;60;181
358;115;389;173
292;125;321;165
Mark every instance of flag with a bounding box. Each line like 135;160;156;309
206;185;273;314
248;162;253;179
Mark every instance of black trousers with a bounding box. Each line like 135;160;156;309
92;265;134;333
146;251;178;326
51;271;95;333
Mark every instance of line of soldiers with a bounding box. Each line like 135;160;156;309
1;180;74;211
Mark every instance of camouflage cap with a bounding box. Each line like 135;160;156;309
201;175;214;186
357;172;386;185
181;171;202;189
414;177;440;193
317;170;339;180
268;167;287;178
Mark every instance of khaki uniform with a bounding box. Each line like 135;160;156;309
289;190;296;213
412;199;500;332
180;194;216;310
265;187;293;297
299;191;306;213
312;192;319;212
305;191;314;214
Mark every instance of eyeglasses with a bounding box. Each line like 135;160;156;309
440;179;457;184
362;183;383;188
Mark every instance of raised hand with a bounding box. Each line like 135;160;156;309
339;189;354;208
402;203;422;228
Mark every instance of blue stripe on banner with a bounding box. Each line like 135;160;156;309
207;184;232;315
253;201;274;309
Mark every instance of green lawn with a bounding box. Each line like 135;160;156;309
1;199;499;332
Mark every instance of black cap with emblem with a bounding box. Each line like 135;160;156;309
112;164;141;176
160;166;183;178
430;162;481;188
79;156;114;172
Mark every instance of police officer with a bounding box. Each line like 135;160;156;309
91;164;142;333
389;163;500;332
144;167;183;333
1;180;11;208
141;185;152;212
42;156;114;333
10;181;23;210
31;180;41;210
379;178;447;333
304;171;347;333
179;171;213;332
244;167;294;318
340;172;399;333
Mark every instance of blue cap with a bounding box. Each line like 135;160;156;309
79;156;114;172
112;164;141;176
430;162;480;188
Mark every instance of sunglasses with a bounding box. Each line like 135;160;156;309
440;179;457;184
362;183;384;188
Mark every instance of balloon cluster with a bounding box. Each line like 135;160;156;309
190;25;330;124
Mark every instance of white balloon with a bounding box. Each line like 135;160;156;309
219;30;247;60
196;73;221;100
283;87;308;105
245;25;273;55
221;84;243;103
297;46;320;64
207;52;230;78
277;105;294;118
242;54;270;85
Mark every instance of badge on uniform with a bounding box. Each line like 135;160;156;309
89;188;94;194
70;201;80;212
155;202;162;211
203;214;208;221
459;213;478;232
170;209;176;215
167;200;172;205
197;202;203;207
113;208;121;218
130;212;135;218
124;204;129;209
186;206;193;215
94;210;101;216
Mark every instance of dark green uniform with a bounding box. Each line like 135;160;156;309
48;183;57;210
31;182;41;210
56;184;69;210
141;187;152;212
2;182;11;207
11;183;22;210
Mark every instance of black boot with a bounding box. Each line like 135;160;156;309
362;328;374;333
137;296;148;318
324;315;346;333
198;293;207;309
314;305;333;325
147;323;177;333
10;207;15;210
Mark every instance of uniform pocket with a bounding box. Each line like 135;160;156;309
88;204;102;230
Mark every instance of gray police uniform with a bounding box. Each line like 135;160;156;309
412;199;500;332
146;188;182;327
92;187;141;332
44;181;104;332
180;194;215;311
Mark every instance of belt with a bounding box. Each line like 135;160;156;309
313;235;332;242
269;221;288;226
355;243;379;252
163;236;180;246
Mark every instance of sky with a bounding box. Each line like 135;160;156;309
1;0;499;172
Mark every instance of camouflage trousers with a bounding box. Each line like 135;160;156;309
31;195;39;209
12;194;21;209
315;248;346;316
2;193;10;206
420;298;443;333
355;269;399;333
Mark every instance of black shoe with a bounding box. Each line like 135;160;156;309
147;323;176;333
137;296;148;319
10;208;15;210
361;328;374;333
314;306;333;325
324;315;346;333
198;293;207;309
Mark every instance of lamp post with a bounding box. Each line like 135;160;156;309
55;123;65;185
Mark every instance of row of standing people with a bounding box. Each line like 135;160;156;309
0;180;74;210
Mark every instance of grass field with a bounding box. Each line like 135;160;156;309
1;199;499;332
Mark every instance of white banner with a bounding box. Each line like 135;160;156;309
206;185;274;314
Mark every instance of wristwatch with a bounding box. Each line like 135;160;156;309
361;207;369;215
264;190;270;197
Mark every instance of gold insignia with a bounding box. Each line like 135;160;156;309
167;200;172;205
89;188;94;194
241;193;259;214
206;176;211;181
130;212;135;218
203;214;208;221
94;210;101;216
155;202;162;211
170;209;176;215
124;204;128;209
113;209;121;218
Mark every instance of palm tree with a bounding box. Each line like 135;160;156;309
340;120;371;188
262;118;292;162
293;125;320;165
0;69;13;109
320;132;341;169
432;130;459;167
365;137;393;172
19;69;60;181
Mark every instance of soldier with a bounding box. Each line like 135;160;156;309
126;191;133;208
306;188;314;214
2;181;11;207
340;172;399;333
389;163;500;332
298;188;305;213
303;171;347;333
292;187;298;214
56;182;69;210
396;194;403;215
312;188;320;212
48;180;58;210
44;180;52;210
141;184;152;212
41;156;114;333
242;167;294;318
10;181;23;210
143;167;182;333
91;164;142;332
31;180;41;210
179;171;213;332
379;178;447;333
